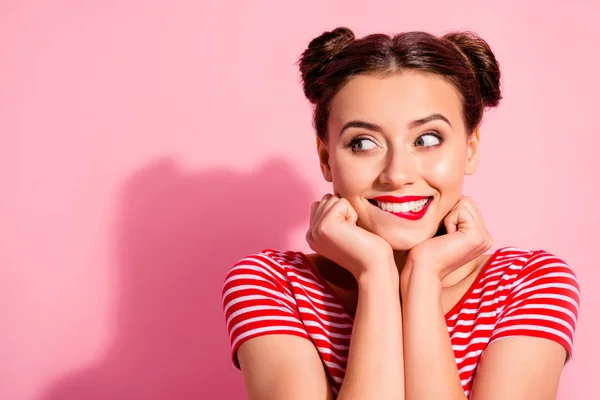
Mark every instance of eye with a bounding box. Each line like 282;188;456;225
348;137;378;153
415;132;443;147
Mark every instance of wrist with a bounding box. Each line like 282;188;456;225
401;262;443;292
355;257;399;289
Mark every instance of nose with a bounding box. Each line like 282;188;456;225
377;147;417;188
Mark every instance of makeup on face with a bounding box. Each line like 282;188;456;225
369;195;433;221
324;72;473;250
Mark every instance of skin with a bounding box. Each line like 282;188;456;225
313;71;488;305
237;70;568;400
321;71;475;252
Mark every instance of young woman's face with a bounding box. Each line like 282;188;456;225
318;71;480;250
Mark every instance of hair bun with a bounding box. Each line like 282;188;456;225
298;27;355;103
443;31;502;108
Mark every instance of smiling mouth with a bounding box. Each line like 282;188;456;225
368;196;433;214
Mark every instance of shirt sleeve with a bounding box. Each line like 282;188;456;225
221;252;310;370
489;250;580;359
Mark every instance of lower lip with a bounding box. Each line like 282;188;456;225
374;197;433;221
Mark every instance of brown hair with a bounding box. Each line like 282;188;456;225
298;27;502;141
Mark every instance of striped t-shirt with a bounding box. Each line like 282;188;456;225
221;246;580;397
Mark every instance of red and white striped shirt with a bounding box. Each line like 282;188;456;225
221;247;580;397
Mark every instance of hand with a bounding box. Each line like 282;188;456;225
404;196;492;282
306;194;396;280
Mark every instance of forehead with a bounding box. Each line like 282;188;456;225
329;71;465;132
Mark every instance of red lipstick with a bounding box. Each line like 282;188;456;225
372;195;430;203
371;195;433;221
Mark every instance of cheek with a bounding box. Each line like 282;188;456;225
330;155;374;195
425;151;466;193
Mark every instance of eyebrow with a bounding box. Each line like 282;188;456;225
339;113;452;136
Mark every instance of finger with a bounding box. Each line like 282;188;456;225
305;228;314;245
460;197;492;249
312;194;334;224
310;197;341;247
324;197;358;225
314;194;341;227
309;201;319;223
309;195;333;243
306;204;316;244
443;207;460;234
461;196;485;226
442;197;463;234
444;204;474;234
459;198;491;248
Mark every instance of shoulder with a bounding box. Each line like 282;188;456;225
225;247;313;274
496;247;579;293
222;248;319;296
220;249;318;369
488;247;580;357
484;247;579;288
479;247;580;322
509;248;580;312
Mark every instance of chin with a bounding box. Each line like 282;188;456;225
357;216;440;250
383;233;429;251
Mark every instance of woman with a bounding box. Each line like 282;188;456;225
221;27;580;399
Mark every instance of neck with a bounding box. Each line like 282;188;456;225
392;250;410;275
391;248;484;289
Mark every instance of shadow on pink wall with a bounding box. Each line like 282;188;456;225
40;157;314;399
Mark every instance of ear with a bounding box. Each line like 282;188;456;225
316;136;333;182
464;128;480;175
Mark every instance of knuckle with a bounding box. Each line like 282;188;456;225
305;230;313;242
478;234;488;246
314;223;328;237
336;198;352;211
476;235;490;250
310;225;320;238
316;220;334;238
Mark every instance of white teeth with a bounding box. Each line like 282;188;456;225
376;198;430;213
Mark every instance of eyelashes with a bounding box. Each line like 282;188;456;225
415;132;444;147
348;137;378;152
346;131;445;153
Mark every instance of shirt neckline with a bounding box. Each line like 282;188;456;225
295;248;505;322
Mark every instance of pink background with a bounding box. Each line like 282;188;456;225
1;1;598;399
